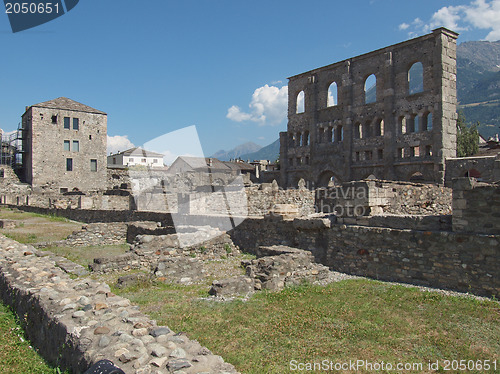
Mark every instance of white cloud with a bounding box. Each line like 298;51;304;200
107;135;134;155
401;0;500;41
227;84;288;126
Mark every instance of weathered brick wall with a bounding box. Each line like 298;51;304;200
452;178;500;234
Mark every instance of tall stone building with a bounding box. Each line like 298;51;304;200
21;97;107;193
280;28;458;187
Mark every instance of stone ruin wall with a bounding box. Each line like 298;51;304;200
0;235;239;374
280;28;458;188
452;178;500;235
445;154;500;186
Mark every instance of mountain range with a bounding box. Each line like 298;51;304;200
210;141;262;161
214;39;500;162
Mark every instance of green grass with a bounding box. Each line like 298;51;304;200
46;244;130;267
114;278;500;374
0;207;83;244
0;303;66;374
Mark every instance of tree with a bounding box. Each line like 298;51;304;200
456;111;479;157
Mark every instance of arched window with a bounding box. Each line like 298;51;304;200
408;62;424;95
303;131;310;146
296;91;305;113
355;122;362;139
327;127;333;142
364;74;376;104
288;133;295;147
399;116;407;134
336;126;343;142
423;112;433;131
296;132;302;146
327;82;338;107
374;119;384;136
318;128;324;143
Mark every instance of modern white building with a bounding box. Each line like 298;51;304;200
107;147;164;168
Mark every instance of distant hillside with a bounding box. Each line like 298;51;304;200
211;141;262;161
240;139;280;162
457;40;500;138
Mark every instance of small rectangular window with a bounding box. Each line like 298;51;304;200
60;187;68;193
51;115;58;124
141;158;147;163
112;157;117;164
153;159;158;163
64;140;70;151
90;159;97;172
73;118;79;130
378;149;384;160
72;140;79;152
398;148;404;159
129;158;134;163
66;158;73;171
64;117;70;129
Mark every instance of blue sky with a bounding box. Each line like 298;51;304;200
1;0;499;158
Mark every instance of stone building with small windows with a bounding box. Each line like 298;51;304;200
280;28;458;187
21;97;107;193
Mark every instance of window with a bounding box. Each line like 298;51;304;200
89;135;92;140
378;149;384;160
355;152;360;161
423;112;432;131
141;158;146;163
303;131;310;146
296;133;302;147
64;117;70;129
51;115;57;124
414;115;420;132
336;126;343;142
112;157;117;164
374;119;384;136
398;148;404;159
153;159;158;163
365;150;373;161
296;91;305;113
90;159;97;172
410;146;420;157
72;140;79;152
399;116;407;134
60;188;68;193
66;158;73;171
425;145;433;156
327;82;338;107
64;140;70;151
73;118;79;130
408;62;424;95
355;123;361;139
364;74;376;104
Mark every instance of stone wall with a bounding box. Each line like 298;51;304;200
0;235;238;374
452;178;500;234
36;223;129;248
316;179;451;217
445;154;500;186
22;99;108;193
280;28;458;187
230;217;499;298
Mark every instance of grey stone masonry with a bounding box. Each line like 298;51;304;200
452;178;500;234
280;28;458;187
0;234;239;374
21;97;107;193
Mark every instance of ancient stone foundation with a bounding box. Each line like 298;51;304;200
0;235;238;374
